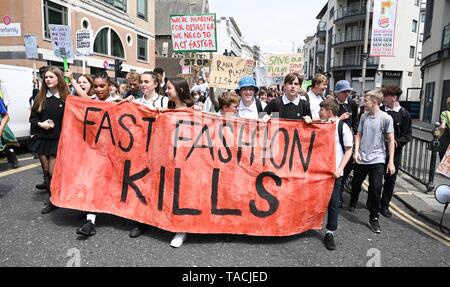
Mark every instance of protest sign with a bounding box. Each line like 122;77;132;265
266;54;304;78
51;97;336;236
76;29;93;56
370;0;398;57
0;23;21;37
49;24;73;59
209;55;255;90
302;80;312;91
24;35;38;59
170;13;217;52
437;146;450;178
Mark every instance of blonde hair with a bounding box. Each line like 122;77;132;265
365;89;384;105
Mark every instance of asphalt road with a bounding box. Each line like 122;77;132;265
0;154;449;267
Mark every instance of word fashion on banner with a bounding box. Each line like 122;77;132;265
51;97;336;236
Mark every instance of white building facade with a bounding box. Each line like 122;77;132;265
420;0;450;123
304;0;424;109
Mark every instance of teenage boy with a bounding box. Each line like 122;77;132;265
380;86;412;218
334;80;359;207
307;74;328;120
236;76;266;119
263;72;312;122
349;90;396;234
318;98;353;250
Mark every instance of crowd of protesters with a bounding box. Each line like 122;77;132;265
3;63;436;251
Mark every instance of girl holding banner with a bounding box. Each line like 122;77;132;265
166;77;194;248
76;72;116;237
128;71;169;238
29;66;69;214
65;70;93;98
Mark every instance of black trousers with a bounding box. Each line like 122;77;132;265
381;149;402;209
326;177;342;232
350;163;385;220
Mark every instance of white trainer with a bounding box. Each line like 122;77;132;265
170;232;187;248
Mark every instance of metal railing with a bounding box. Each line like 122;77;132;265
399;124;441;193
330;54;379;68
333;29;372;45
335;2;367;22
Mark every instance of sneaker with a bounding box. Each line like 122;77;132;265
76;220;96;237
170;233;187;248
129;224;146;238
380;207;392;218
41;202;58;214
369;218;381;234
324;233;336;250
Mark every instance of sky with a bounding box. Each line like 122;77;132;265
208;0;328;55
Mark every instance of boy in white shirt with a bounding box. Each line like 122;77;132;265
319;97;353;250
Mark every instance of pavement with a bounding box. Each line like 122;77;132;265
392;171;449;233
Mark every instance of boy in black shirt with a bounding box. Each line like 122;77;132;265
380;86;412;218
263;73;312;122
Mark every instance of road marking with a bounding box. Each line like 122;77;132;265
361;181;450;247
0;156;36;164
0;163;41;178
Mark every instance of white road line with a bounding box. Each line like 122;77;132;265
0;163;41;178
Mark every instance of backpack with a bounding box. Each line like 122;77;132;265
359;111;391;141
338;120;346;154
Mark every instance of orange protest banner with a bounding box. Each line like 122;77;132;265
51;97;336;236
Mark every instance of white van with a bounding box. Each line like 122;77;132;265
0;64;33;142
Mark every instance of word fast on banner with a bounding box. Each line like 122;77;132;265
171;13;217;52
49;24;74;59
370;0;398;57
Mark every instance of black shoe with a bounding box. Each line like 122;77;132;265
36;183;47;190
380;207;392;218
76;220;96;237
348;205;355;212
324;233;336;250
369;218;381;233
41;202;58;214
129;224;146;238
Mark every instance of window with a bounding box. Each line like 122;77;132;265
43;0;68;39
94;28;125;58
414;0;419;6
137;35;148;61
424;0;434;40
409;46;415;58
423;82;435;123
412;20;418;32
137;0;147;20
102;0;127;12
329;7;335;20
421;12;425;23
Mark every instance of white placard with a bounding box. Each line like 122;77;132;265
49;24;73;59
0;23;21;37
76;29;93;57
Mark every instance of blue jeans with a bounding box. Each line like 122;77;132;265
326;177;342;231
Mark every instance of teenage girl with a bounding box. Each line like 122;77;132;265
29;66;69;214
166;77;194;248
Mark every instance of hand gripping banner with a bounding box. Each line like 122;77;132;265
51;97;336;236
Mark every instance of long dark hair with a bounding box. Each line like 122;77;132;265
33;66;69;112
167;77;194;109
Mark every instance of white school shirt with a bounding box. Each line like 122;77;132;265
134;94;168;109
335;118;353;169
307;90;324;120
237;98;267;119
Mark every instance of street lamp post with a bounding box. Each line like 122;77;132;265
361;0;373;104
